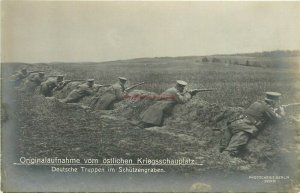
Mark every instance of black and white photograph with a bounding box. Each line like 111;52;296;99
1;1;300;192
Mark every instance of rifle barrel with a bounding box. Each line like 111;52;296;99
125;82;145;91
194;88;215;91
283;103;300;107
100;84;111;87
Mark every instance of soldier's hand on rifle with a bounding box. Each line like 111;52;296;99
275;106;286;117
63;80;71;85
188;89;198;96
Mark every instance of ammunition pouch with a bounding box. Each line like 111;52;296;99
227;113;262;128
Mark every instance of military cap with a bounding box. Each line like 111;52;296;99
87;79;95;82
21;68;27;71
38;72;45;75
176;80;188;86
265;92;281;101
118;77;127;81
57;75;64;81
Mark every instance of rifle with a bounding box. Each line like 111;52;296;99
63;79;85;86
28;70;45;74
188;88;215;96
93;84;112;92
281;103;300;109
274;103;300;116
98;84;112;88
54;79;85;91
47;75;63;78
125;82;145;92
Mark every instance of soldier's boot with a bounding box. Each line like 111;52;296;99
219;147;225;153
221;150;231;157
224;131;250;156
219;127;232;153
136;121;155;129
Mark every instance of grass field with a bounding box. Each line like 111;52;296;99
39;56;300;107
2;55;300;192
3;55;300;108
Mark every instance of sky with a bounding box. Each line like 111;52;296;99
1;1;300;63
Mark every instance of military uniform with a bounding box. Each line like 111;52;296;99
93;77;127;110
40;76;64;97
22;72;45;93
220;92;284;156
140;80;191;127
61;80;95;103
11;69;28;87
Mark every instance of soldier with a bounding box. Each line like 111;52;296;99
219;92;286;156
60;79;96;103
92;77;127;110
22;72;46;93
40;75;64;97
138;80;192;128
11;68;29;87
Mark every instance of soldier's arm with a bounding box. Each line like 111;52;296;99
13;73;22;79
93;84;103;92
264;107;285;123
28;74;36;81
54;82;64;90
85;87;95;96
174;91;191;104
115;87;124;100
10;74;18;80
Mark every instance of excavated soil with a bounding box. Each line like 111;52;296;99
12;88;300;174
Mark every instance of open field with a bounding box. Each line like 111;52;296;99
2;55;300;191
3;55;300;107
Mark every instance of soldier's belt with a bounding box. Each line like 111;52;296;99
241;114;262;127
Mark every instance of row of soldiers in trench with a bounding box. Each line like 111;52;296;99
11;67;298;158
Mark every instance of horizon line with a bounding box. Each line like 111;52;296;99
2;49;300;64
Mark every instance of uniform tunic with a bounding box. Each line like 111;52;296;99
62;83;95;103
220;100;282;155
11;71;29;87
22;74;45;93
40;78;61;97
140;87;191;126
94;82;125;110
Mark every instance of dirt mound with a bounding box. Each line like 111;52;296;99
112;90;298;171
113;89;159;119
14;89;299;173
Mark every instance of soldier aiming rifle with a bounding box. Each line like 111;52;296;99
53;79;86;92
21;71;46;93
39;75;65;97
10;69;44;87
138;80;212;128
90;77;145;110
219;92;291;157
10;68;29;87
